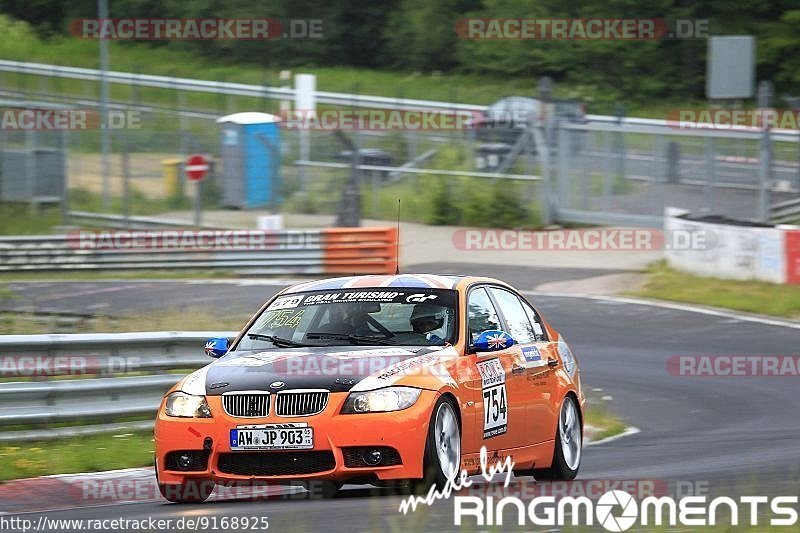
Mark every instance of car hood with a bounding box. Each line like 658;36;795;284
199;345;448;395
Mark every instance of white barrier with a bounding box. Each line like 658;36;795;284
665;207;799;284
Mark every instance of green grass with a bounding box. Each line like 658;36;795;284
0;270;243;281
0;185;212;235
0;203;63;234
0;431;154;481
632;261;800;318
67;187;191;215
0;15;696;117
0;15;528;109
0;306;250;334
585;404;627;442
284;145;542;228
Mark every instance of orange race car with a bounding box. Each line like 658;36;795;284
154;274;584;502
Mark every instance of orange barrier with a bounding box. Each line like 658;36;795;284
322;227;399;274
786;230;800;285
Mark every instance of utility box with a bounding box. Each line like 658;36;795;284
216;112;281;209
1;148;65;202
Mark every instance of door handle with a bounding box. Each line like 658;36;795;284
511;363;525;374
547;358;559;368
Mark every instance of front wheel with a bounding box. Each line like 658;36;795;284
415;396;461;492
533;395;582;481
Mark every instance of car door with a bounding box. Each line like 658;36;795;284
464;286;528;453
487;287;560;445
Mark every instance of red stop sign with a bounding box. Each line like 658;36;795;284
185;154;209;181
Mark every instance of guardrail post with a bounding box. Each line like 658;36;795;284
532;126;553;225
704;137;716;214
557;125;569;210
759;127;772;222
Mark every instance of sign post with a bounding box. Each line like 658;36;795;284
185;154;209;227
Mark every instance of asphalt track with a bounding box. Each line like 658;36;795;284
4;265;800;531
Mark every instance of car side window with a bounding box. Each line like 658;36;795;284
519;298;547;342
488;287;536;344
467;287;501;342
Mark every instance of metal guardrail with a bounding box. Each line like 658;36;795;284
293;160;541;181
0;60;485;114
0;227;398;274
7;59;798;142
771;198;800;224
0;331;236;440
67;211;225;229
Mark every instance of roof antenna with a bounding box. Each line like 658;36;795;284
395;198;401;275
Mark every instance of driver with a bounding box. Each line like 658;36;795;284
410;304;446;344
319;302;380;336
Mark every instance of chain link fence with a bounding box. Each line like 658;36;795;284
0;63;798;229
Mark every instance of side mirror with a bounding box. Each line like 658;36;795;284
472;330;516;352
204;337;229;358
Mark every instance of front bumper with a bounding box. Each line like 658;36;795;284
154;390;437;486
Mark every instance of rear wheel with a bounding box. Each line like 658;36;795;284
415;396;461;492
533;395;582;481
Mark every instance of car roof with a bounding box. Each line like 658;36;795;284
283;274;512;293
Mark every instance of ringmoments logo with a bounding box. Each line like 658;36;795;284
397;449;800;530
451;491;799;529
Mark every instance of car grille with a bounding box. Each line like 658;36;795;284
217;451;336;476
222;392;270;418
275;390;329;417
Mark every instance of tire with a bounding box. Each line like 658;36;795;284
302;480;342;499
157;479;215;503
533;395;582;481
414;396;461;492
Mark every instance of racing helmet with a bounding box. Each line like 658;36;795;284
410;304;446;334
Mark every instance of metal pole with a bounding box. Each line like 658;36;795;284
178;91;188;156
61;129;69;226
98;0;111;210
25;129;35;211
557;125;569;209
194;180;202;227
531;126;552;225
121;132;131;226
371;170;380;218
759;128;772;222
650;135;662;218
602;130;612;209
703;137;716;214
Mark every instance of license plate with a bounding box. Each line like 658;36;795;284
230;423;313;450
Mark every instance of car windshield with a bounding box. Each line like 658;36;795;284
236;288;458;349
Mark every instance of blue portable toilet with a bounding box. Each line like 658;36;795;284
216;112;281;209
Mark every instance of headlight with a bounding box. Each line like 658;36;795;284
341;387;422;414
164;392;212;418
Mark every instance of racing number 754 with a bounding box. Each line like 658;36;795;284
483;385;507;426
